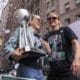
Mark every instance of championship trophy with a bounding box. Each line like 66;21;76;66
13;9;46;57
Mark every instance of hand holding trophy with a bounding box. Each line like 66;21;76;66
13;9;46;60
12;9;31;60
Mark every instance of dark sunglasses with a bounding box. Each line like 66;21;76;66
47;16;58;21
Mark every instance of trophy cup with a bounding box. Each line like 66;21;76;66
13;9;31;51
13;9;46;57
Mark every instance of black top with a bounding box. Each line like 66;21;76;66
19;33;45;69
43;26;78;76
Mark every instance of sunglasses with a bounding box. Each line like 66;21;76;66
47;16;58;21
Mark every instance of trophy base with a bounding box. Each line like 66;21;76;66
24;46;31;51
22;47;46;57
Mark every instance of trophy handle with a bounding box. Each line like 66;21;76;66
19;20;31;52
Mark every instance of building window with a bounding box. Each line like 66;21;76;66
51;0;54;7
46;27;49;33
35;9;40;15
47;2;50;10
35;0;40;8
22;0;25;8
75;0;80;6
65;18;71;25
64;2;70;11
76;14;80;20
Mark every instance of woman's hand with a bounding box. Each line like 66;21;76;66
11;48;28;60
42;40;51;54
71;57;80;76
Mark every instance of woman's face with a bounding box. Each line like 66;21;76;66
32;15;42;30
47;13;59;28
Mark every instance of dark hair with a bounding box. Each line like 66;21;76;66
47;10;60;20
47;10;62;27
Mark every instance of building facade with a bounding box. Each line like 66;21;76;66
25;0;80;34
59;0;80;25
0;0;9;49
0;0;9;69
0;0;26;69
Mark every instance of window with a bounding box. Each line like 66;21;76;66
46;27;49;33
35;9;40;15
30;5;34;13
35;0;40;8
51;0;54;7
64;2;70;11
22;0;25;8
47;2;50;10
65;18;71;25
76;14;80;20
75;0;80;6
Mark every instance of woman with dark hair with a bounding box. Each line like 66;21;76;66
44;11;80;80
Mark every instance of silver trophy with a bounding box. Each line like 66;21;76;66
13;8;31;52
13;9;46;56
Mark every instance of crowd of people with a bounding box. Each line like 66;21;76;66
4;9;80;80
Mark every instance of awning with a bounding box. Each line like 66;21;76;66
69;20;80;41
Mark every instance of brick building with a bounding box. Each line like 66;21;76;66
25;0;80;34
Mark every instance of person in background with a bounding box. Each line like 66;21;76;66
4;12;51;80
43;10;80;80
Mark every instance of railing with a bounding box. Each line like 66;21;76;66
0;75;36;80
